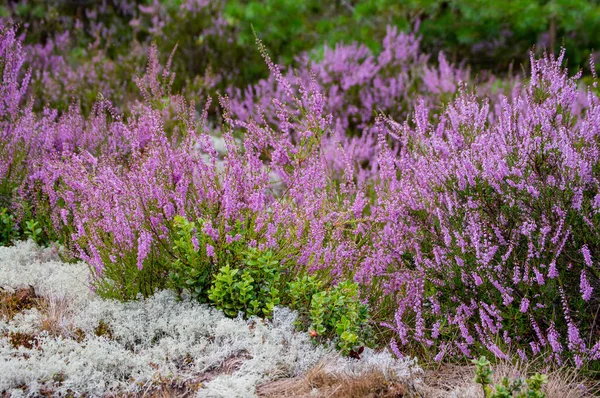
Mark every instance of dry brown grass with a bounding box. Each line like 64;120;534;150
115;377;204;398
0;286;74;352
257;360;418;398
114;351;253;398
1;285;79;339
200;349;253;382
37;293;73;336
257;357;598;398
422;360;599;398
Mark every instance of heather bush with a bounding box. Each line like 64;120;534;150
228;26;468;177
231;26;465;129
5;0;600;107
3;0;242;105
1;2;143;112
0;25;57;246
0;24;115;235
24;31;147;114
370;51;600;366
0;23;32;208
33;35;371;306
45;111;197;299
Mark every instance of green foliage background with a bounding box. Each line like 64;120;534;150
221;0;600;75
4;0;600;93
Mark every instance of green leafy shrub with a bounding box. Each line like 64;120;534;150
169;215;253;302
0;204;53;247
289;277;371;355
208;248;281;318
473;356;548;398
0;208;17;246
169;216;215;301
288;274;324;310
168;215;369;354
23;220;42;244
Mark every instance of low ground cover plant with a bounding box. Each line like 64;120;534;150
0;208;17;245
304;280;371;355
168;214;372;354
208;248;282;318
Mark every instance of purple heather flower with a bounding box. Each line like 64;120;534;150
206;244;215;257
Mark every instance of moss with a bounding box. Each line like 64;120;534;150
8;331;37;349
0;285;43;321
94;319;113;339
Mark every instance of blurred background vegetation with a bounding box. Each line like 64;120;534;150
3;0;600;95
226;0;600;71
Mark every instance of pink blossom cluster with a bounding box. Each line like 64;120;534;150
23;30;145;112
1;0;227;113
228;26;469;180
